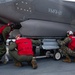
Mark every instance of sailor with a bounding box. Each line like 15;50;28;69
0;22;15;64
58;30;75;62
9;34;38;69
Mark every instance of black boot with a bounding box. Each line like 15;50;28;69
63;56;71;63
15;62;22;67
31;58;38;69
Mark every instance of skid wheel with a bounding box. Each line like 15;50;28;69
54;51;61;60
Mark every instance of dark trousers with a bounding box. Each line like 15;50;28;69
61;45;75;57
0;43;6;60
9;50;33;62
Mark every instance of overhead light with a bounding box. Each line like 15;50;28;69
64;0;75;2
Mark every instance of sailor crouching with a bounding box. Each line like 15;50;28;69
8;34;38;69
57;30;75;63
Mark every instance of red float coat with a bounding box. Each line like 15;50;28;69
0;24;11;39
15;38;34;56
68;36;75;51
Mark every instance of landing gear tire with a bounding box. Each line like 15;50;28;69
53;51;61;60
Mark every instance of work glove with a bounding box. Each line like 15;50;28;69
57;40;62;46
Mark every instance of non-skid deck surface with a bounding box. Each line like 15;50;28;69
0;58;75;75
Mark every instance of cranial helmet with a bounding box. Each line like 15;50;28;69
67;30;73;35
7;22;16;29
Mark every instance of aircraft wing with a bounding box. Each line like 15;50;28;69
20;20;75;38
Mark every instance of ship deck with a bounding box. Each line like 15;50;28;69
0;58;75;75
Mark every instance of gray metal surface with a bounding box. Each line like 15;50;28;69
0;58;75;75
20;20;75;37
42;39;59;49
0;0;75;24
9;29;20;38
0;0;75;38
